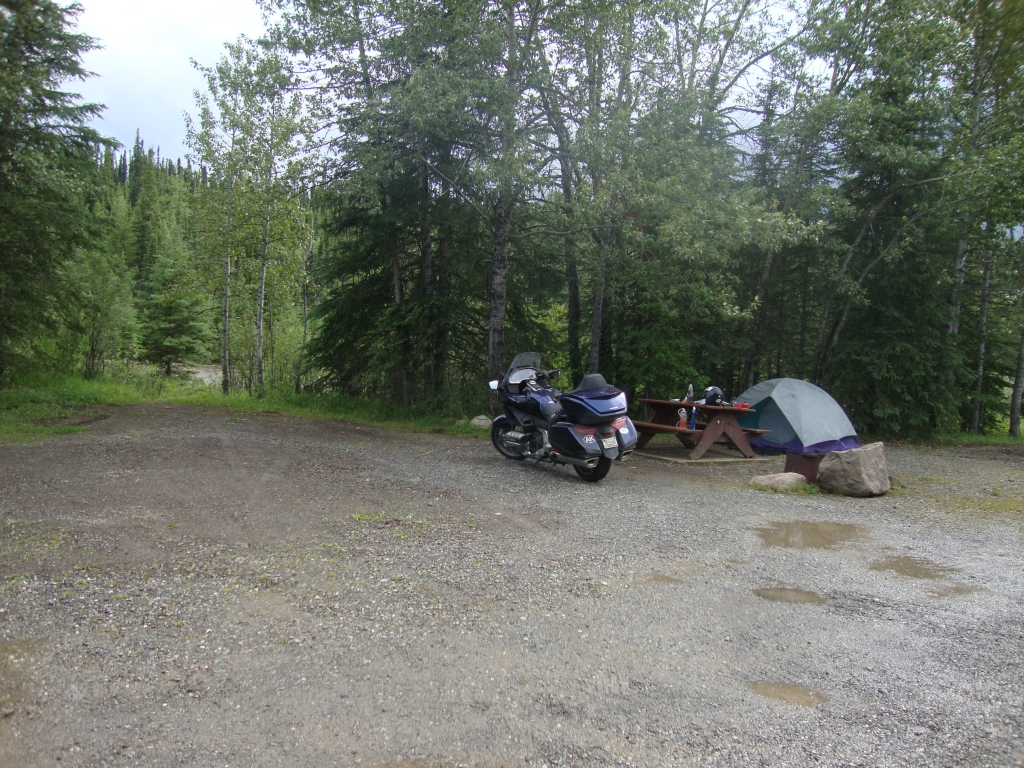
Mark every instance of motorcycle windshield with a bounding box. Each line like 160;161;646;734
506;352;542;378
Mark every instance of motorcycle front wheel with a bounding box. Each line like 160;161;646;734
491;422;526;460
574;456;611;482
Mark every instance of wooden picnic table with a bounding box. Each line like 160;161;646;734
634;398;769;460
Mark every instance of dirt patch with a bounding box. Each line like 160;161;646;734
33;409;109;428
0;404;1022;767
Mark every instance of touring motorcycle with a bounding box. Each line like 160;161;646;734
488;352;638;482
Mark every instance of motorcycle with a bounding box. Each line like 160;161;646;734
488;352;638;482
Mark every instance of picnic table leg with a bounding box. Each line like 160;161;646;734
721;418;756;458
635;430;655;450
689;419;725;460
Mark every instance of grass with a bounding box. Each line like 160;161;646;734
872;428;1024;448
0;376;146;443
0;368;492;444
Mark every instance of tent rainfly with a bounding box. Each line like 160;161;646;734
736;378;861;454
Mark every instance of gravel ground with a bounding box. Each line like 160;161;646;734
1;404;1022;768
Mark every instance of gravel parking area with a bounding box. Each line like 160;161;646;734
1;404;1023;767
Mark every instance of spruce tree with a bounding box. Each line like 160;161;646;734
139;249;212;375
0;0;107;372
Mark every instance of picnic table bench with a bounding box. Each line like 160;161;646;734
635;398;770;460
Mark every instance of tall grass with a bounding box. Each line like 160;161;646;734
0;365;490;444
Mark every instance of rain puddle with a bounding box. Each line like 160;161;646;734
747;681;828;707
928;584;983;598
754;588;827;605
869;555;959;580
0;639;42;711
751;521;867;549
648;573;686;585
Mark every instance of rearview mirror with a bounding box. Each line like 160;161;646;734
488;380;499;390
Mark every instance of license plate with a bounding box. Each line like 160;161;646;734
601;436;618;449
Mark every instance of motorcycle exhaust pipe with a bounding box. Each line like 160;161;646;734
550;453;599;469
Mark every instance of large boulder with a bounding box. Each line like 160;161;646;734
749;472;807;492
816;442;891;497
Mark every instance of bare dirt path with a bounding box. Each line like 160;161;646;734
1;404;1022;767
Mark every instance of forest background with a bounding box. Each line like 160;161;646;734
2;0;1024;438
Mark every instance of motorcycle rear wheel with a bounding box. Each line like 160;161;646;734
491;422;526;460
574;456;611;482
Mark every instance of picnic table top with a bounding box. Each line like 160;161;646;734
637;398;756;414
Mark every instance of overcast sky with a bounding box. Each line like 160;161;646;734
75;0;267;161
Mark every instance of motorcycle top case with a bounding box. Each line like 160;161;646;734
559;387;628;425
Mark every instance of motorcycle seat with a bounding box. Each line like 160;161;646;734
570;373;609;393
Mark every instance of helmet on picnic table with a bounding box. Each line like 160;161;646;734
701;386;725;406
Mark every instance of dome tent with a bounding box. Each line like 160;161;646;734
736;378;860;454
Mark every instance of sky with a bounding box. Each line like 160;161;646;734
74;0;267;161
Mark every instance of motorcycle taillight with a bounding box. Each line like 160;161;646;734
573;425;597;436
611;418;628;429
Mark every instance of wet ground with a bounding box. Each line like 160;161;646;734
1;405;1023;767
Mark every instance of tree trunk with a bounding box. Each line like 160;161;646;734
742;140;807;388
948;238;970;339
419;154;435;398
255;208;270;395
432;153;452;400
86;331;101;379
558;143;581;384
391;229;408;408
536;42;581;385
487;2;521;411
798;254;809;379
295;225;313;395
1010;324;1024;438
295;279;308;395
437;162;451;299
566;244;582;382
221;249;230;394
420;156;433;296
741;246;775;389
969;253;992;435
488;205;512;410
588;235;608;374
220;128;237;396
949;30;988;345
267;299;274;387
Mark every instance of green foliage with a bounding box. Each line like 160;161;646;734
0;0;106;372
0;371;145;443
139;249;213;375
66;246;138;378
